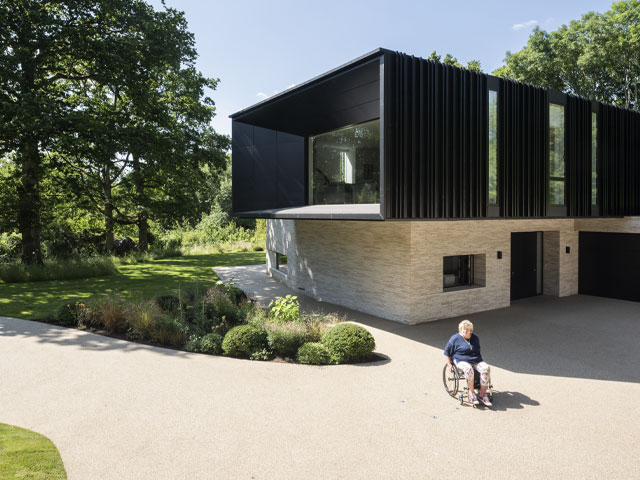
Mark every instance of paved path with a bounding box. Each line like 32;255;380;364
1;265;639;479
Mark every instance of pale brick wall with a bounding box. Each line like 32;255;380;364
265;217;639;324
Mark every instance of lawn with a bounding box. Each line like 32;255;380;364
0;423;67;479
0;252;265;320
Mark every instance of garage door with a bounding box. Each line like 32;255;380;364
579;232;640;302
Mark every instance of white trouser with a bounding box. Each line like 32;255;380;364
454;360;491;387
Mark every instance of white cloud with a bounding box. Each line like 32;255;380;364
512;19;538;30
256;92;268;100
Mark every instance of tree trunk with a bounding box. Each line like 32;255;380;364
138;211;149;252
103;165;115;253
133;154;149;251
18;138;44;265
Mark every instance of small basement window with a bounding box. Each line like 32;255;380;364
276;252;288;274
443;254;486;290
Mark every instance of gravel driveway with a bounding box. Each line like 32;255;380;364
1;266;639;479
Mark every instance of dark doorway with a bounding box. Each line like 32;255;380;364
511;232;540;300
579;232;640;302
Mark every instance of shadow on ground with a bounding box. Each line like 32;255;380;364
217;264;640;384
0;318;189;358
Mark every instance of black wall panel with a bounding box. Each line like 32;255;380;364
566;97;593;216
600;104;640;216
498;80;547;217
579;232;640;302
384;52;487;219
232;122;305;213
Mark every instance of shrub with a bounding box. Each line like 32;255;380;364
250;348;272;361
55;301;88;327
321;323;376;363
152;316;188;348
185;336;202;353
89;294;128;333
200;333;223;354
129;301;163;339
269;295;300;323
303;314;338;343
297;342;332;365
0;256;118;283
204;288;239;326
222;325;268;358
213;279;247;305
267;322;309;358
155;295;180;314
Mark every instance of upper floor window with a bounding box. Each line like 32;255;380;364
488;90;498;206
548;104;565;206
591;112;598;207
309;119;380;205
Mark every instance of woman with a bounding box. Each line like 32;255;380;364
444;319;492;406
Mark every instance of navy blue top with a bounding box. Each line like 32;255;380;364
444;333;483;364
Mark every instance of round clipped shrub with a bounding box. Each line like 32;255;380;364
297;342;332;365
321;323;376;363
222;325;268;358
200;333;223;355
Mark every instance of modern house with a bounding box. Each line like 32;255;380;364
230;48;640;324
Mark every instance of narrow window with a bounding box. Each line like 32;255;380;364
488;90;498;206
591;112;597;206
276;252;288;273
548;104;565;206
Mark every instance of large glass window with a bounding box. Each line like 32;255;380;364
309;119;380;205
443;255;475;289
591;112;598;206
548;104;565;206
488;90;498;205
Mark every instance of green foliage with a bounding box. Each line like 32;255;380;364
250;348;273;361
494;2;640;111
200;333;224;354
297;342;332;365
321;323;376;363
55;301;88;327
0;256;118;283
0;423;66;480
152;316;188;348
0;232;21;261
129;301;163;338
428;51;483;72
205;287;240;330
222;325;268;358
269;295;300;323
155;295;180;314
185;336;202;352
267;322;309;358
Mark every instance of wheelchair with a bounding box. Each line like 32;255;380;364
442;362;493;407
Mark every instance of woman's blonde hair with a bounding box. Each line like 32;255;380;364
458;320;474;333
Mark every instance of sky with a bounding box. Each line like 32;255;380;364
148;0;615;137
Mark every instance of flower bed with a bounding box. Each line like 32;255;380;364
45;282;378;365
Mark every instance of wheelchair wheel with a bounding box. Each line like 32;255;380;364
442;364;459;397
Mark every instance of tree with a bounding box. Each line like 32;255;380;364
494;1;640;110
427;51;483;72
0;0;209;262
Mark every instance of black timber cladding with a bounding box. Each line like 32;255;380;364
231;48;640;219
383;50;640;219
384;52;488;219
600;104;640;216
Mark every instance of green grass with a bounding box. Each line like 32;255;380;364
0;423;67;479
0;252;265;320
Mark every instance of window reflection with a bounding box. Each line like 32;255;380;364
548;104;565;206
309;119;380;205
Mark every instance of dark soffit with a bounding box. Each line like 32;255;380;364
230;48;388;137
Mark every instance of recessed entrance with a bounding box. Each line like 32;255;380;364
511;232;542;300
